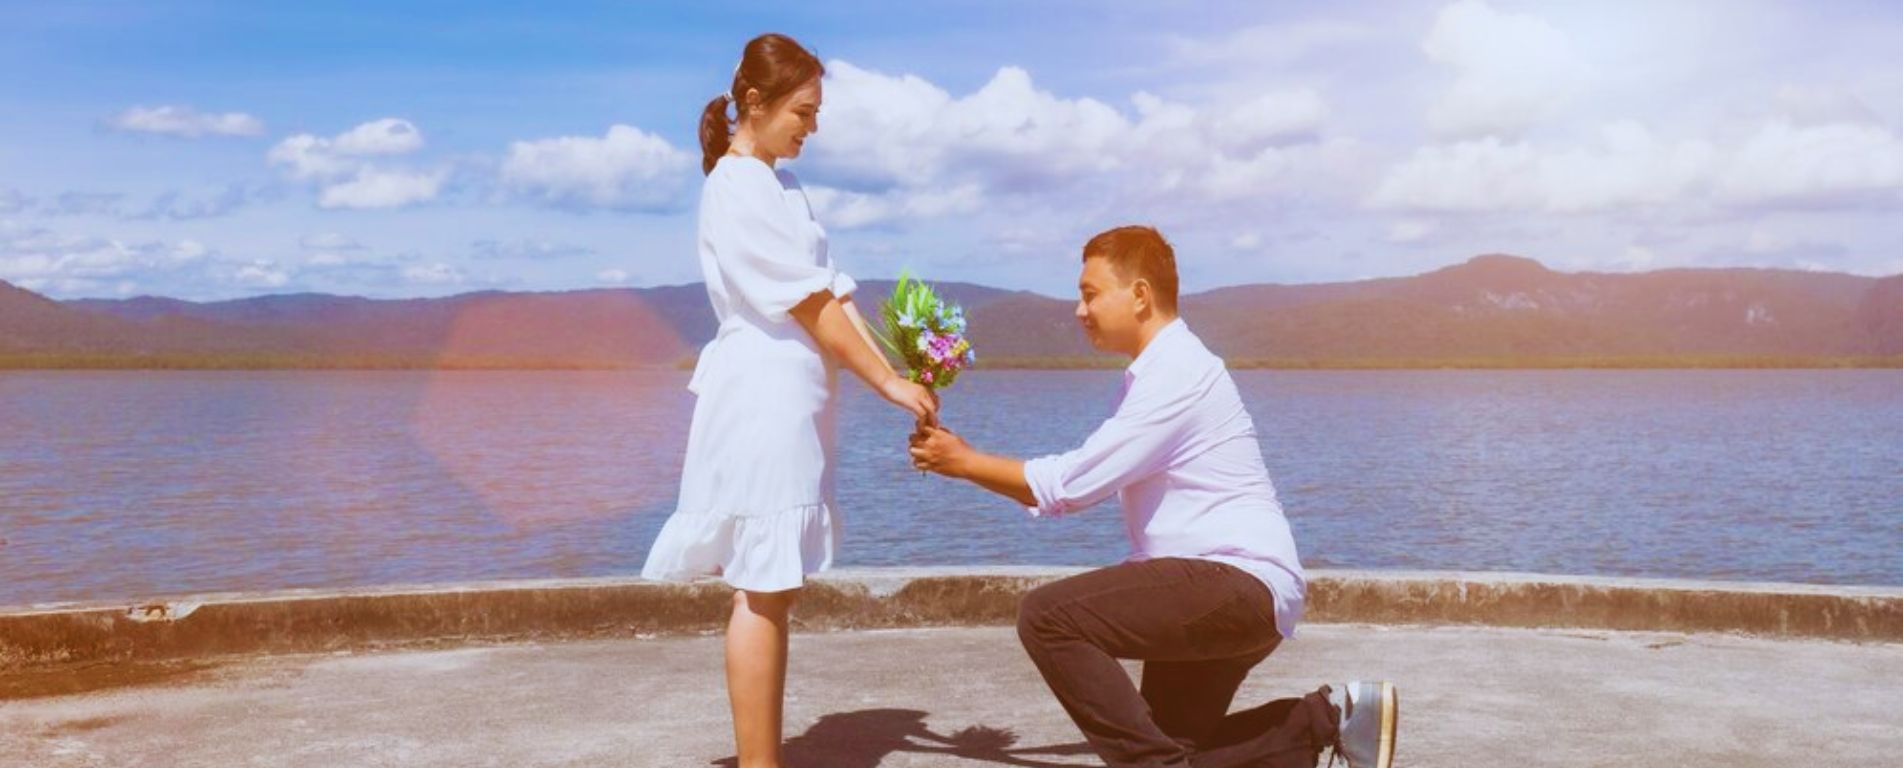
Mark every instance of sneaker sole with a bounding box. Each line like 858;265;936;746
1377;681;1398;768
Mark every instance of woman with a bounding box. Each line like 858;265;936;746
640;33;937;767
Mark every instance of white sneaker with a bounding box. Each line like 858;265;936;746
1327;681;1398;768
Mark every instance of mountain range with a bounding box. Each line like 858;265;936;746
3;255;1899;368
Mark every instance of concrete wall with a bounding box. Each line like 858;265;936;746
2;568;1897;674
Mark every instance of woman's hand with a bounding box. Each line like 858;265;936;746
879;375;939;423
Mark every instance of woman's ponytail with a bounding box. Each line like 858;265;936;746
699;93;733;175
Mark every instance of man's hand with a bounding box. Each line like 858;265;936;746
909;424;971;477
906;423;1037;506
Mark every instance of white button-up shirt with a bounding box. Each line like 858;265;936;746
1022;319;1306;638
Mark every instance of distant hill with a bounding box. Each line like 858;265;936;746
6;254;1901;368
1184;255;1892;361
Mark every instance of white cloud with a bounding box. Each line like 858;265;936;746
44;192;125;217
268;118;439;209
269;120;423;177
108;105;264;138
331;118;424;155
132;184;257;220
1163;20;1376;71
596;268;630;284
1773;85;1883;127
269;134;356;181
32;14;1887;291
402;262;463;285
470;239;595;260
0;223;213;288
1370;118;1903;213
1190;137;1370;203
1740;228;1850;264
804;183;983;229
172;240;208;260
1713;120;1903;207
317;167;445;210
305;251;371;267
1386;219;1439;244
813;61;1128;194
1421;0;1587;139
1620;245;1658;270
802;61;1360;230
299;232;364;251
1210;89;1329;155
233;260;291;287
500;124;692;210
296;240;399;269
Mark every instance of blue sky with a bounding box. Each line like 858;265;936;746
2;0;1900;300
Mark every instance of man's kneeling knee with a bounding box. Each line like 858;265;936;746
1015;583;1065;648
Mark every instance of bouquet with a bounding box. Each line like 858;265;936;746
878;271;976;389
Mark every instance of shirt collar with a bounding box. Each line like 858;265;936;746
1124;317;1188;386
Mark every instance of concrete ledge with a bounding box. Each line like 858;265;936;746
2;568;1897;675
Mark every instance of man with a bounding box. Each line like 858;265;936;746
909;226;1398;768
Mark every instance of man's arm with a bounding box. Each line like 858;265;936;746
954;451;1036;507
911;370;1196;515
910;426;1036;507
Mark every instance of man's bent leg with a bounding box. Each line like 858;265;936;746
1188;687;1339;768
1016;558;1281;768
1142;643;1274;752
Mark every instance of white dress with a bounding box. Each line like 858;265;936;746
639;155;857;592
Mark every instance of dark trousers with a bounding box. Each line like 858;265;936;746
1016;558;1337;768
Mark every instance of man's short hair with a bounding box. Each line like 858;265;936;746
1082;225;1178;313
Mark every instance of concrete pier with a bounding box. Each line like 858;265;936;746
3;569;1898;676
1;569;1898;766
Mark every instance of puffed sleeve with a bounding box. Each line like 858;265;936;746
829;268;858;299
703;163;838;323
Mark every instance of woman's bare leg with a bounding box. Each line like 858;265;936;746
727;587;799;768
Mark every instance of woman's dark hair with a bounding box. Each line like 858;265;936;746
700;33;825;175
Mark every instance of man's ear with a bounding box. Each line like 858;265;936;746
1131;278;1153;316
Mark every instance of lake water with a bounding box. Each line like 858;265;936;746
1;369;1898;606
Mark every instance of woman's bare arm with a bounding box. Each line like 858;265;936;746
790;290;936;421
839;295;897;377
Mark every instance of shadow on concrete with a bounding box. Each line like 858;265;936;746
0;659;222;701
711;708;1094;767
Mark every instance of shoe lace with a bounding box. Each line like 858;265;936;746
1322;685;1345;768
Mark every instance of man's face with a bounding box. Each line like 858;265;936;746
1075;257;1143;356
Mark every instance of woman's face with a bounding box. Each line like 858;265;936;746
745;77;821;162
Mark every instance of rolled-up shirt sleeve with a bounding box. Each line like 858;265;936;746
706;166;837;324
1021;379;1195;517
